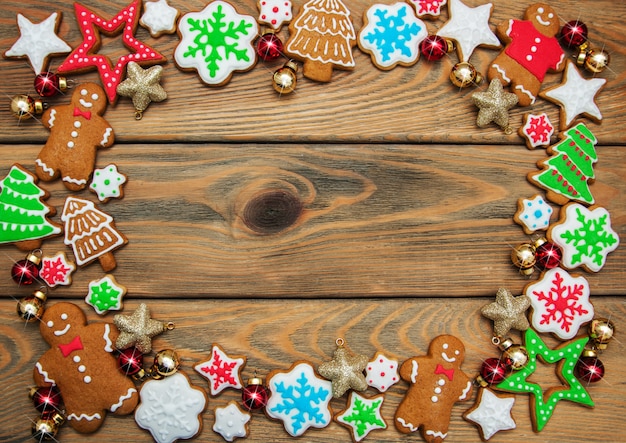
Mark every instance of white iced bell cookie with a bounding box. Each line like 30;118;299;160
213;401;251;441
140;0;179;37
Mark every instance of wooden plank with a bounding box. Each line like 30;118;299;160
0;0;624;144
0;143;623;298
1;297;624;442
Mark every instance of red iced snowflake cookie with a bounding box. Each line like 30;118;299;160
40;252;76;287
407;0;447;18
519;113;554;149
194;344;246;396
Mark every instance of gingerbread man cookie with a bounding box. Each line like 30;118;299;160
395;335;473;442
35;83;114;191
33;302;138;433
488;4;565;106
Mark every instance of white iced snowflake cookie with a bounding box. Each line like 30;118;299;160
365;352;399;392
514;194;553;234
135;372;207;443
90;164;127;202
175;1;258;86
266;361;333;437
213;401;251;441
140;0;179;37
258;0;292;30
358;3;428;70
194;344;246;396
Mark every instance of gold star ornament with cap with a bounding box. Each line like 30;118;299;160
481;288;530;338
472;78;518;132
318;339;368;398
117;62;167;120
114;303;171;353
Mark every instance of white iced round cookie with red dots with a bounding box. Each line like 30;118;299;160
365;352;399;392
258;0;292;30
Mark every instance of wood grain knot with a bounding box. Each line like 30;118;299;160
242;190;302;234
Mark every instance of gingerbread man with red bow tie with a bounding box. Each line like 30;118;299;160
35;82;114;190
33;302;138;433
395;335;473;443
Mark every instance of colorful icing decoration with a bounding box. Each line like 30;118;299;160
113;303;167;354
540;60;606;129
463;388;516;441
358;3;428;70
529;123;598;206
135;372;207;443
436;0;500;63
39;252;76;287
285;0;356;82
258;0;293;30
406;0;447;18
62;196;127;271
520;113;555;149
514;194;553;234
140;0;179;37
194;344;246;396
495;328;594;432
480;288;530;338
549;203;619;273
175;1;258;86
335;392;387;442
85;274;127;315
525;267;593;340
213;401;251;441
4;12;71;74
487;3;565;107
90;164;127;202
33;303;139;433
318;342;368;398
365;352;399;392
0;164;62;250
266;361;332;437
57;0;165;103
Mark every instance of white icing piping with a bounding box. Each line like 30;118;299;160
426;430;448;439
48;109;56;127
110;387;137;412
54;324;70;336
459;381;472;400
410;360;419;384
35;362;56;385
101;128;113;146
35;159;54;176
62;176;87;186
515;85;536;104
68;412;102;422
103;324;114;352
491;64;511;83
441;352;456;363
397;417;418;432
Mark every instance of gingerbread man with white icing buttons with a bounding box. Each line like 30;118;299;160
488;3;565;106
395;335;473;443
35;82;114;191
33;302;138;433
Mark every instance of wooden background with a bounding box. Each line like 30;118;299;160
0;0;624;441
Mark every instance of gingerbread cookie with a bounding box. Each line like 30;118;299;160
519;113;555;149
487;3;565;107
175;1;258;86
33;302;138;433
395;335;473;442
358;3;428;70
286;0;356;82
0;164;62;251
35;83;114;191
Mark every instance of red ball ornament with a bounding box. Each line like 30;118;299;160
479;357;509;384
31;386;63;417
34;72;67;97
118;347;144;376
256;33;284;62
242;377;269;411
535;241;562;270
561;20;588;47
11;251;42;285
575;356;605;383
420;35;452;61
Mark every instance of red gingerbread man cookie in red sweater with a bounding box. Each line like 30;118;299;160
488;3;565;107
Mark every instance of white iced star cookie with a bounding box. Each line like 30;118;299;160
213;401;251;441
463;388;516;441
4;12;71;74
90;164;127;202
365;352;399;392
436;0;500;62
135;372;207;443
195;344;246;396
541;61;606;130
514;194;553;234
140;0;179;37
336;391;387;442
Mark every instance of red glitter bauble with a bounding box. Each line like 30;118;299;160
561;20;588;47
118;347;144;376
256;33;284;62
535;242;562;270
31;386;63;417
575;356;605;383
242;383;269;411
420;35;448;61
11;259;39;285
34;72;61;97
480;357;508;384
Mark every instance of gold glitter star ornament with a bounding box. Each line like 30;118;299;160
114;303;173;353
472;78;518;132
481;288;530;338
117;62;167;120
318;338;368;398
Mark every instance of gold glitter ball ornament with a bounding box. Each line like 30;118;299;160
116;62;167;119
472;78;518;132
